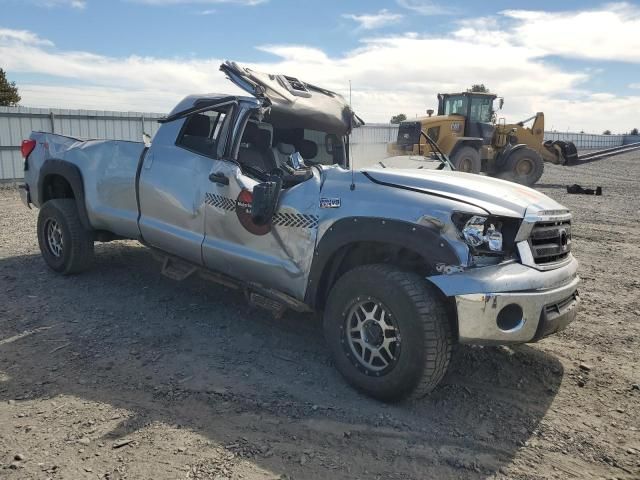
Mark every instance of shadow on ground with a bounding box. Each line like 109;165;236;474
0;244;564;479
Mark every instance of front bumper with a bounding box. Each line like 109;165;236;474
427;255;580;344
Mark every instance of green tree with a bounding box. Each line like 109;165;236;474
603;129;612;135
469;84;489;93
630;127;639;136
390;113;407;124
0;68;21;106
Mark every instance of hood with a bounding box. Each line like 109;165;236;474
363;168;566;218
220;61;363;135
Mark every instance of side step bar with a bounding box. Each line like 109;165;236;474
154;249;311;318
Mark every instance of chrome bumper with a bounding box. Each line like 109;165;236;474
427;255;580;344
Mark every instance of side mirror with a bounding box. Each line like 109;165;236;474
251;176;282;226
426;109;434;117
498;98;504;110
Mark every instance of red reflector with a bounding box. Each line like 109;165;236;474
21;139;36;158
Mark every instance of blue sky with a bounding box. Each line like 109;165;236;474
1;0;639;133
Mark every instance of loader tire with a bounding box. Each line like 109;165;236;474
502;148;544;186
323;264;452;402
450;146;481;174
37;199;94;275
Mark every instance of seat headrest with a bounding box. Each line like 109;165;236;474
241;122;259;143
277;143;295;155
255;129;272;149
297;139;318;160
184;114;210;137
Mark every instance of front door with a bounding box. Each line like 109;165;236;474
202;164;321;300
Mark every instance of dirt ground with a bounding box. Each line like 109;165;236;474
0;152;639;480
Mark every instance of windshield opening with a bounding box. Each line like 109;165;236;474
443;96;468;116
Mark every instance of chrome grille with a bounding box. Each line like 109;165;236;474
528;220;571;264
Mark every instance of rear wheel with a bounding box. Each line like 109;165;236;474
323;264;452;402
450;146;481;174
501;148;544;186
37;199;94;275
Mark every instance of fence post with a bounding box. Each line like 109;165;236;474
49;111;56;134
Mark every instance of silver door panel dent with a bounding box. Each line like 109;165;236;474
203;164;321;299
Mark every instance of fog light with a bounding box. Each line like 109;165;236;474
497;304;524;331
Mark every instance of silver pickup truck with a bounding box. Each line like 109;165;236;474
19;62;579;401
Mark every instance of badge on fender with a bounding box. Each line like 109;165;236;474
320;197;341;208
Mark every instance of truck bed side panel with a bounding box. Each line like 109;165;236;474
27;133;144;239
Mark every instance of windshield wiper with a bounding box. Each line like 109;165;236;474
419;130;454;170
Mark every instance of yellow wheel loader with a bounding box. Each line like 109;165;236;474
387;92;578;186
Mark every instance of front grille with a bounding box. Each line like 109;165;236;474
397;121;421;146
528;220;571;264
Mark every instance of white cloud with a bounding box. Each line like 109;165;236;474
500;2;640;62
396;0;453;15
343;9;403;30
0;28;54;46
2;3;640;133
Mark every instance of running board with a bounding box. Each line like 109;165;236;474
152;248;311;317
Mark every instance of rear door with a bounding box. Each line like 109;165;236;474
137;104;233;264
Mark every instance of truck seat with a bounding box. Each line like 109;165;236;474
238;123;277;173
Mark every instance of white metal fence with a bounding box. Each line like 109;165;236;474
0;106;164;181
0;106;637;180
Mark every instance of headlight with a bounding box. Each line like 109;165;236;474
460;215;503;251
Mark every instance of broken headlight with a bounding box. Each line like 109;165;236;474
452;213;521;256
460;215;502;251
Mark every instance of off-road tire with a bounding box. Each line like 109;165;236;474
323;264;452;402
450;146;481;174
501;148;544;186
37;199;94;275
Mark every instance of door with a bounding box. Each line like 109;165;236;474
202;161;322;300
138;105;232;265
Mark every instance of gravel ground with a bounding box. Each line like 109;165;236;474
0;153;639;480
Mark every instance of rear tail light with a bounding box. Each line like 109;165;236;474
21;139;36;158
21;139;36;171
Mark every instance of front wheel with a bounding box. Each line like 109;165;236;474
37;199;94;275
323;264;452;402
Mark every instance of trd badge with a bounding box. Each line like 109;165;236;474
320;198;341;209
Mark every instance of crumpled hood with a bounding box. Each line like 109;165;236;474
363;168;566;218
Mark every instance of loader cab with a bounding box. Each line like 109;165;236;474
437;92;497;145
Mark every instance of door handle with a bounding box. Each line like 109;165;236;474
209;172;229;185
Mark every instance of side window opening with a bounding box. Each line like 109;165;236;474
177;107;229;158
